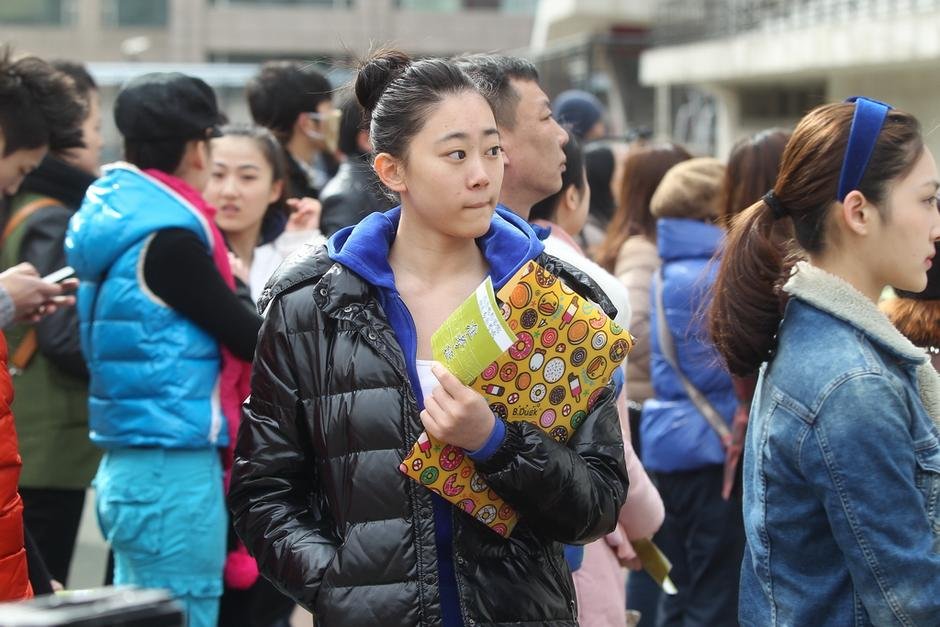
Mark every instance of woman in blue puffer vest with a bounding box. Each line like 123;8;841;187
641;157;744;627
65;73;261;627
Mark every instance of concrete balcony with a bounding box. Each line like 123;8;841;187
641;7;940;87
530;0;655;50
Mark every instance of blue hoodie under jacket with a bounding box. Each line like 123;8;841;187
65;163;226;450
327;205;544;627
641;217;736;473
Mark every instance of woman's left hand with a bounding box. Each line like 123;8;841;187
421;363;496;451
285;197;322;232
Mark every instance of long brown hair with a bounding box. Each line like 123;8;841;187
710;103;923;377
595;142;691;272
718;128;790;228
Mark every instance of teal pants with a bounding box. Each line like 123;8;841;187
95;448;226;627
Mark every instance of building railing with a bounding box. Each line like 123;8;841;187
653;0;940;45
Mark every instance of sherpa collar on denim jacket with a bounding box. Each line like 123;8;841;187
784;260;940;427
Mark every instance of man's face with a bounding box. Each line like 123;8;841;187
302;100;339;154
0;134;47;196
499;78;569;213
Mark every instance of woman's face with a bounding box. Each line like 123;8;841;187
205;135;282;236
397;91;503;240
62;91;103;176
871;147;940;293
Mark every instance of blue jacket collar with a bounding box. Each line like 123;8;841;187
656;217;723;262
327;204;544;293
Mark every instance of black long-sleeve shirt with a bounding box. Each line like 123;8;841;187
143;228;262;362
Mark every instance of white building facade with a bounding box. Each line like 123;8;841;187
640;0;940;158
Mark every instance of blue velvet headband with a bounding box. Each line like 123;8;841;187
837;96;893;202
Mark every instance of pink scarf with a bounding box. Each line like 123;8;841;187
530;219;585;256
145;169;258;589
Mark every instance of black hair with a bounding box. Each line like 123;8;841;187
215;123;290;244
583;143;615;223
453;53;539;130
355;50;485;161
247;60;333;144
124;138;191;173
529;133;585;223
337;93;367;158
50;60;97;102
0;47;85;156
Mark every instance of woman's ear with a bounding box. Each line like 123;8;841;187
268;178;284;205
181;139;209;175
839;189;876;236
373;152;406;193
561;184;581;217
294;112;313;137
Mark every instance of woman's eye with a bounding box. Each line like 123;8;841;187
486;145;501;157
925;196;938;207
448;150;466;160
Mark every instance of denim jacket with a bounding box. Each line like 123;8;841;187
739;262;940;627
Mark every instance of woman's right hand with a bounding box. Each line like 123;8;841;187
421;362;496;452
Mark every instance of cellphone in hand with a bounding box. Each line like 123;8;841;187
42;266;76;284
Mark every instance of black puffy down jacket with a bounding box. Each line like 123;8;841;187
229;245;629;626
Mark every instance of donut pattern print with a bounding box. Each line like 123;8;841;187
400;261;634;537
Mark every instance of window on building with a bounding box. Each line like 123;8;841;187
0;0;71;26
212;0;353;6
395;0;535;10
102;0;169;27
462;0;500;8
739;85;825;120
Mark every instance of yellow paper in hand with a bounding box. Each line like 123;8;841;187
633;539;677;595
431;277;516;385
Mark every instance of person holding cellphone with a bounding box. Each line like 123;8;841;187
0;48;84;600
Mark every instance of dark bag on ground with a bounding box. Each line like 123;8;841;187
0;586;184;626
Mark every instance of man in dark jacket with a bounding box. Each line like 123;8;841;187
246;61;336;201
318;95;392;237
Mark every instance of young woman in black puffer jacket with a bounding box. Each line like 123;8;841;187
228;51;629;627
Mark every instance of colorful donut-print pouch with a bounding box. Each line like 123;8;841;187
400;260;635;537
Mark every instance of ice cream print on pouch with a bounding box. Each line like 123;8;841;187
400;261;635;537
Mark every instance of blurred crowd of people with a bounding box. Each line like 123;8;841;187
0;40;937;627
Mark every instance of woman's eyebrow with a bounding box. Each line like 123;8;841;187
436;128;500;144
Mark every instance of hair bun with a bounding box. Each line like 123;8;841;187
355;50;411;115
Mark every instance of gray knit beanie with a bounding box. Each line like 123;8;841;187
650;157;725;222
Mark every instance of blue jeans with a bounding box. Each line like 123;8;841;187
95;448;226;627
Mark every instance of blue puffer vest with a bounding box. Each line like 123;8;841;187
65;163;226;449
641;218;736;473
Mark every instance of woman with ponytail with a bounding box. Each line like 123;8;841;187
228;50;628;626
710;98;940;625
